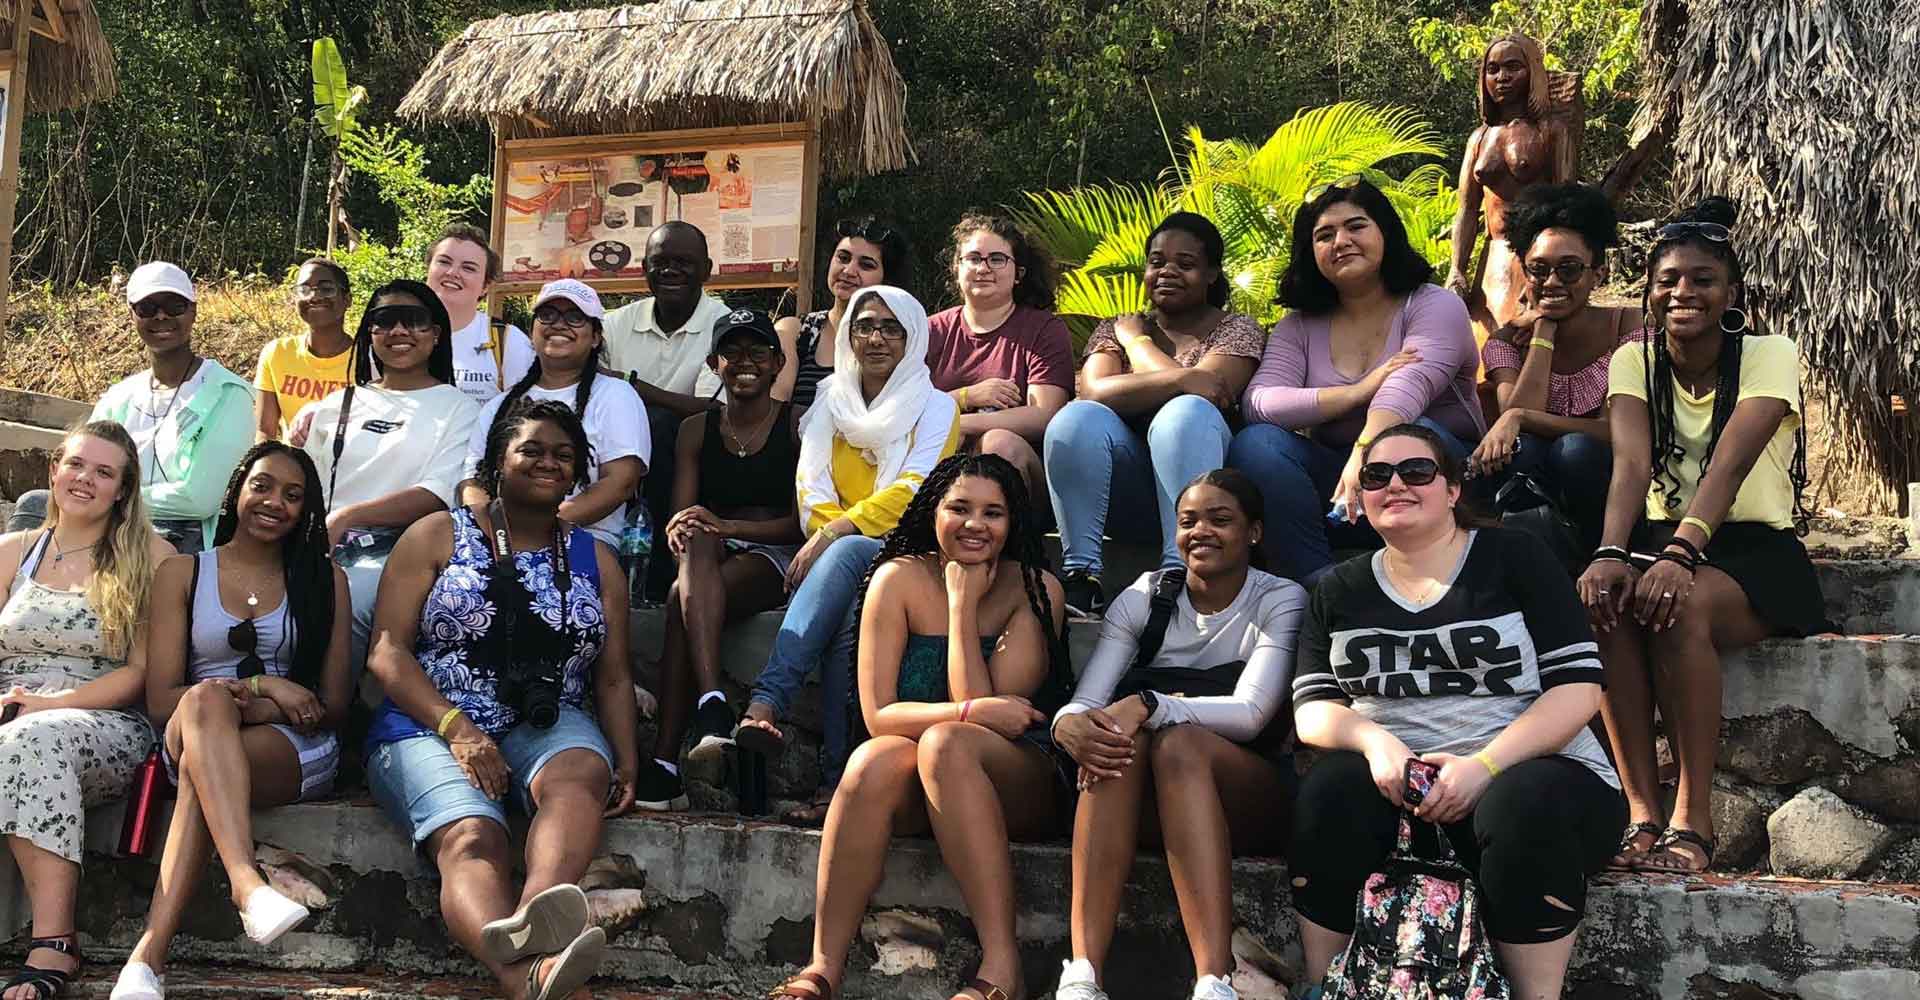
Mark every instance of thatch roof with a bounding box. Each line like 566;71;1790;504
0;0;117;112
398;0;912;178
1637;0;1920;510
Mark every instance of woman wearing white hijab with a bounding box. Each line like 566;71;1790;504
734;285;960;822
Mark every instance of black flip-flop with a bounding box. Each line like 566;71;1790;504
732;717;787;757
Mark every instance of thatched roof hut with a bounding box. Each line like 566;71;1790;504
1635;0;1920;511
0;0;116;111
398;0;912;178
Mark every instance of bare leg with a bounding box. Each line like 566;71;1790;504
1067;730;1152;983
2;838;80;1000
128;715;304;972
670;550;786;756
1297;915;1350;988
789;736;926;995
1596;620;1664;849
520;749;612;903
1494;935;1578;1000
428;817;552;1000
172;683;304;906
654;578;694;760
917;722;1062;999
978;430;1046;510
1151;726;1290;979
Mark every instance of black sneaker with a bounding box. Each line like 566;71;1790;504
684;696;737;766
1062;570;1106;620
632;759;689;812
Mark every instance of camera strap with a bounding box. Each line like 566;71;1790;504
484;499;572;637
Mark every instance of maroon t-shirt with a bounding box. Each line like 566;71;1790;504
926;305;1076;394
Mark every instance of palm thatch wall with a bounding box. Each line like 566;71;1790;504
0;0;116;112
1637;0;1920;511
398;0;911;179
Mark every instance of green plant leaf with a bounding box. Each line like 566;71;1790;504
312;37;354;140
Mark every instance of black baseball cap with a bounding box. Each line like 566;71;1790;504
712;308;779;351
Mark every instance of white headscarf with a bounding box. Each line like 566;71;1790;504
796;285;951;522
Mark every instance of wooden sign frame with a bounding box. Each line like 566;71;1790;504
485;121;821;317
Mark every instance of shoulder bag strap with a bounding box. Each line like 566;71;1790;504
1128;567;1189;673
185;551;199;665
489;319;509;383
327;383;357;504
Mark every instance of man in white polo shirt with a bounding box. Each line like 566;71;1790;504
426;222;536;403
602;220;729;598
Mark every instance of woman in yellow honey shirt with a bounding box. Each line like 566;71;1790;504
734;285;960;824
253;259;354;442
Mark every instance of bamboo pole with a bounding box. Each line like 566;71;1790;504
0;0;34;348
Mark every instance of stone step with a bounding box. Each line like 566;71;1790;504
46;803;1920;1000
57;965;724;998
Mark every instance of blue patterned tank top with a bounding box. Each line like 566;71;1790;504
895;633;1001;704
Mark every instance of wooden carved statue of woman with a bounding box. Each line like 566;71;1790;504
1446;33;1582;339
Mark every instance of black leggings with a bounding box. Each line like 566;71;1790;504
1289;750;1625;944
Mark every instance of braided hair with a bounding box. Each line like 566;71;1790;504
846;453;1071;746
213;442;334;692
484;318;605;491
1640;197;1812;531
475;399;594;499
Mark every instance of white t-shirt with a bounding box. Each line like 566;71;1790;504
301;383;480;510
449;313;536;403
459;374;649;542
106;364;212;488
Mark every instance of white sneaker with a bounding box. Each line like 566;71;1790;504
1053;958;1109;1000
109;961;165;1000
239;884;310;945
1192;973;1237;1000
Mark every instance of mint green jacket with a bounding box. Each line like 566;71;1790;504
90;360;256;548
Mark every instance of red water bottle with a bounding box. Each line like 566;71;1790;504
117;751;169;858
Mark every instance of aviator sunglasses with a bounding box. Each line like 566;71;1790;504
1359;457;1442;491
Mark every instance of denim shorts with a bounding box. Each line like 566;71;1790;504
366;705;613;846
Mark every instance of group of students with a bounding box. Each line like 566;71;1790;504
0;178;1826;1000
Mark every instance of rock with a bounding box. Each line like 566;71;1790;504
1766;787;1900;879
1870;835;1920;882
587;888;648;938
1710;779;1776;871
255;844;335;905
1833;757;1920;822
580;853;645;892
860;909;944;976
632;682;658;720
1719;709;1850;785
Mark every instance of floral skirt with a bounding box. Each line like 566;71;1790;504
0;706;153;863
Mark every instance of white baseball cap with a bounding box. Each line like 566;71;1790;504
126;261;196;304
533;279;604;320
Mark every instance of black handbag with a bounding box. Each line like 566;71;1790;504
1109;568;1288;751
1493;473;1584;578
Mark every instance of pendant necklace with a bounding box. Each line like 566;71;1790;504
722;405;777;458
51;537;100;563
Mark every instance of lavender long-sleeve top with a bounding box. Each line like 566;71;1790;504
1241;283;1485;448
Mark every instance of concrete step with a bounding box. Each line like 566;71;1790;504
44;804;1920;1000
58;964;724;998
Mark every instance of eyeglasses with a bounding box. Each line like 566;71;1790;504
1304;174;1365;204
366;304;435;332
1359;457;1442;491
228;617;265;680
1654;221;1730;244
849;319;908;342
1523;259;1594;285
132;297;192;319
533;305;592;329
718;343;777;364
294;281;343;301
960;252;1015;271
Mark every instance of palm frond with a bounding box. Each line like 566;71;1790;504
1010;184;1173;268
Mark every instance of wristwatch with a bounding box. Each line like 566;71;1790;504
1136;689;1160;724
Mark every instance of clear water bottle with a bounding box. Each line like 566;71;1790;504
619;506;655;608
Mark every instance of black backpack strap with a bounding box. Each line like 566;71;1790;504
1128;567;1188;672
185;551;199;666
326;383;357;504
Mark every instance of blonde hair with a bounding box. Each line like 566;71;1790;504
45;421;158;659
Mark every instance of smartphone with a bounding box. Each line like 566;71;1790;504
1403;758;1440;805
1;703;20;726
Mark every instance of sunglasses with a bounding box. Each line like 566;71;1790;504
365;304;435;331
228;617;265;680
132;297;192;319
1359;457;1442;491
1523;259;1594;285
1304;174;1365;204
1654;221;1730;244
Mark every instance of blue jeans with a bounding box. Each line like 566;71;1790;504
1506;432;1612;548
1042;395;1233;576
6;490;205;554
748;533;882;788
1228;417;1474;584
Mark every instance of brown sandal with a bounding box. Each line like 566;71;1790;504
1635;827;1714;875
1607;821;1663;870
957;977;1014;1000
767;971;833;999
780;787;835;828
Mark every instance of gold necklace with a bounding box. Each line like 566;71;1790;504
1385;531;1460;604
720;405;778;458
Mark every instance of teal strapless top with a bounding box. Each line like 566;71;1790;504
897;633;1000;704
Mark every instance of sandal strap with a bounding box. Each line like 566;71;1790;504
4;966;73;1000
967;977;1012;1000
1653;827;1716;857
26;934;78;958
767;971;833;999
1617;821;1662;852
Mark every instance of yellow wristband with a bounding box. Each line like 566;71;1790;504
1474;750;1502;778
1529;337;1556;351
249;676;262;696
958;386;970;409
1680;516;1714;541
436;707;463;738
1353;436;1373;452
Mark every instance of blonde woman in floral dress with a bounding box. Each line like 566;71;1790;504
0;421;173;1000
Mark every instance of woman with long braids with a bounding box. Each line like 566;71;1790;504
111;444;353;999
766;453;1070;1000
300;279;480;674
1578;197;1823;875
364;401;638;1000
0;422;172;1000
458;280;647;548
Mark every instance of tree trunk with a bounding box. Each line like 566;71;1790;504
324;145;344;255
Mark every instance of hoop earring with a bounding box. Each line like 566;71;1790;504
1719;307;1748;335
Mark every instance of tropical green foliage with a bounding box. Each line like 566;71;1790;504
326;124;490;294
1012;103;1457;336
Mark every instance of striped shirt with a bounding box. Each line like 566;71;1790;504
1293;527;1618;786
